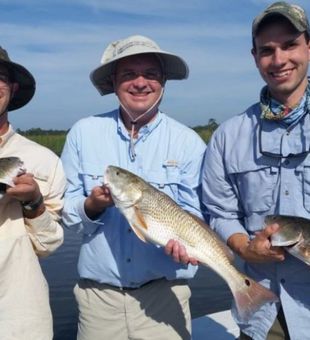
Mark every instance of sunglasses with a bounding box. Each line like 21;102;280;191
259;120;310;159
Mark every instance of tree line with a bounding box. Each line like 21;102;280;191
17;119;219;156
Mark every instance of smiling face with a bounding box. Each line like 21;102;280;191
113;54;164;120
0;66;12;115
0;65;18;132
252;18;310;106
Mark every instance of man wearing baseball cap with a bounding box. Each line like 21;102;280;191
201;2;310;339
0;47;66;339
61;35;206;339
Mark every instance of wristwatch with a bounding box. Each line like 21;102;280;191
21;194;44;211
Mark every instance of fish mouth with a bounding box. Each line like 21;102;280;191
103;166;112;187
103;173;109;187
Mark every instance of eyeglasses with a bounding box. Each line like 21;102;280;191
115;69;163;83
259;120;310;159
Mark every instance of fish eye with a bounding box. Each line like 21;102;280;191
244;278;250;286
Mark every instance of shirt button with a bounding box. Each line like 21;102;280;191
126;258;131;263
280;278;285;284
285;190;289;196
128;228;131;233
284;159;290;165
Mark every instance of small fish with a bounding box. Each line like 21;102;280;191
266;215;310;266
104;165;278;322
0;157;26;196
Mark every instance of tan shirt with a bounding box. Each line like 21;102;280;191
0;126;66;340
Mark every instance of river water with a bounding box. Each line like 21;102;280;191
40;227;233;340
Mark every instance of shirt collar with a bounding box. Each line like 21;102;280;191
0;124;15;148
117;109;163;140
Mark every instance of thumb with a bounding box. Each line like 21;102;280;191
262;223;281;238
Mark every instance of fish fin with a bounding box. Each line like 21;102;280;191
130;223;148;243
285;241;310;266
133;206;148;230
129;206;149;243
230;276;278;323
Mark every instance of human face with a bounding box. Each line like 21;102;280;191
0;66;12;116
113;54;164;119
252;20;310;106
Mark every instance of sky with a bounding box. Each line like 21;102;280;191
1;0;310;130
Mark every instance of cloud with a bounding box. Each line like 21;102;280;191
3;0;309;130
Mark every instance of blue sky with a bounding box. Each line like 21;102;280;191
1;0;309;130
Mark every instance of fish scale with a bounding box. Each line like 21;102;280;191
136;186;233;270
105;165;279;322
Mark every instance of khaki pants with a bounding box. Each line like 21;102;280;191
239;308;290;340
74;278;192;340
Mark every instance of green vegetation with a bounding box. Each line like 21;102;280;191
18;128;68;156
17;119;218;155
193;118;218;144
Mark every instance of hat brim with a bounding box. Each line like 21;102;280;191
0;60;35;111
90;50;189;96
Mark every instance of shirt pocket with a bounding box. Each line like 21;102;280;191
79;162;105;196
234;166;278;213
33;171;50;197
143;167;181;201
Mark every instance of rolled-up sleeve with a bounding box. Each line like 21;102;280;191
25;157;66;256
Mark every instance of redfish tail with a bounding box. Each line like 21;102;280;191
231;276;278;323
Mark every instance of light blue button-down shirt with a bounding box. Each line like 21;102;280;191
202;103;310;340
61;109;206;288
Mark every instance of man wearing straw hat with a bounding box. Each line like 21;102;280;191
0;47;66;339
61;35;206;340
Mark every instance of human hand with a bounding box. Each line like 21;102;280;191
6;173;41;203
229;225;285;263
165;239;199;266
84;185;114;219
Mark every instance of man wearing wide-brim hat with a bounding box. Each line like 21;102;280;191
0;47;66;339
61;35;206;340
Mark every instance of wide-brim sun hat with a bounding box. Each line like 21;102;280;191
90;35;189;96
252;1;310;38
0;47;35;111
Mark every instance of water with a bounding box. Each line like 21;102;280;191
40;227;233;340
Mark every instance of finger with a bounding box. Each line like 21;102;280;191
164;239;175;256
101;185;111;195
189;257;199;266
171;241;182;262
177;244;189;263
258;224;281;239
269;246;285;256
269;253;285;262
13;173;34;186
